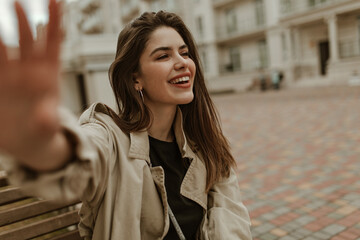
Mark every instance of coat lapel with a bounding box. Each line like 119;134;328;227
127;108;208;210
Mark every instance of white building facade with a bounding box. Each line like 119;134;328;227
279;0;360;86
61;0;360;112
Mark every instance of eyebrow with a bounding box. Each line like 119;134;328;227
149;44;188;56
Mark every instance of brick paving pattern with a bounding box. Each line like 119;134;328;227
212;86;360;240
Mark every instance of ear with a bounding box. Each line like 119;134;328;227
132;73;142;91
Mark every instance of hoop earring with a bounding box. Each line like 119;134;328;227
138;89;144;102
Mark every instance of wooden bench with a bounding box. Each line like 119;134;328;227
0;171;82;240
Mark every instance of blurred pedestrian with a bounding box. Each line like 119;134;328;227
279;71;284;88
0;1;251;239
271;70;280;90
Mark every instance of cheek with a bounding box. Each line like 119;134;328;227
141;64;167;86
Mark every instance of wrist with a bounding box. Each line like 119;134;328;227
18;130;73;172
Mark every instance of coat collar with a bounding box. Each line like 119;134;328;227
89;103;197;164
127;107;207;208
128;107;197;163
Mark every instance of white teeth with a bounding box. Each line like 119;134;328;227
170;76;190;84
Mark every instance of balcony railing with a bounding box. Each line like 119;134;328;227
212;0;238;8
216;17;265;41
220;58;265;74
280;0;349;17
339;40;360;58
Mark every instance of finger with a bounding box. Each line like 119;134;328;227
15;1;34;60
0;37;8;66
46;0;62;62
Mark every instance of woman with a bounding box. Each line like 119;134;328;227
0;0;251;239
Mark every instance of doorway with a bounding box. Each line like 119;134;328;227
318;41;329;75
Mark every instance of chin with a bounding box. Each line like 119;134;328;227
176;95;194;105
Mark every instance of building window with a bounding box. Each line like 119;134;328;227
225;8;237;34
308;0;316;6
308;0;327;7
196;16;204;38
258;39;268;68
280;0;292;14
255;0;265;26
229;46;241;71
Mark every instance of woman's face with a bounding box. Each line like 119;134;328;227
134;26;196;108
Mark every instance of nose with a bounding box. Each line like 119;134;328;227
174;54;188;70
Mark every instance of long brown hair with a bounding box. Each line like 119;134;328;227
108;11;236;192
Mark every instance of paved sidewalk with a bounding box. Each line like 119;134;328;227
213;86;360;240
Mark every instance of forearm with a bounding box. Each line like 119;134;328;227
0;104;113;203
16;130;73;172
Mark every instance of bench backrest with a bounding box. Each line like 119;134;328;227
0;171;82;240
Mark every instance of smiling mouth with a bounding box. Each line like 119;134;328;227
169;76;190;85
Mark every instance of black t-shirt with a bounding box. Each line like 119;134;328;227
149;136;204;240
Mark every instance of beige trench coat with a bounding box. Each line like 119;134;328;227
1;103;252;240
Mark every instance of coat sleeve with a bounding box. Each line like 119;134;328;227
0;105;114;205
202;168;252;240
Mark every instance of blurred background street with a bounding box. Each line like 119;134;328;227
213;86;360;240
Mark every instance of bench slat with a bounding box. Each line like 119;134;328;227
0;210;80;240
0;199;81;227
49;229;82;240
0;187;27;205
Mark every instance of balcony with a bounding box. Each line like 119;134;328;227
339;40;360;58
280;0;350;17
220;61;261;74
212;0;238;9
216;18;266;43
79;0;100;14
80;10;104;34
220;56;267;74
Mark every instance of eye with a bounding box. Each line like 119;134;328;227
157;54;169;60
181;52;189;58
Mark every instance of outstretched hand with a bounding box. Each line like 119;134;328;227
0;0;63;164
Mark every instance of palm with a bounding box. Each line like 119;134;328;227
0;0;62;155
